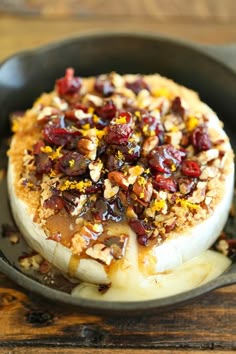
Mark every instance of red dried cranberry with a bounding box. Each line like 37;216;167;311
94;76;114;97
141;114;164;143
85;184;103;194
106;155;124;171
154;175;177;192
72;103;88;112
118;111;133;124
33;140;45;155
129;219;147;237
191;126;212;152
107;142;141;162
149;144;186;173
181;160;201;177
59;151;88;176
44;195;65;211
94;199;108;221
137;235;148;246
171;96;185;118
43;120;81;146
126;78;150;95
35;153;52;174
95;100;116;120
56;68;82;96
105;124;132;145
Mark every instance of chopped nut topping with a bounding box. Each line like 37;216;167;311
9;69;233;255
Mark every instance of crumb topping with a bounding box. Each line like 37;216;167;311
8;69;234;265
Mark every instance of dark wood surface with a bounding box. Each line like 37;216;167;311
0;272;236;352
0;1;236;352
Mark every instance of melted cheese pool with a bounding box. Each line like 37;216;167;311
71;229;231;301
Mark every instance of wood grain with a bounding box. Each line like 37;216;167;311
1;15;236;63
0;272;235;350
0;351;236;354
1;0;236;21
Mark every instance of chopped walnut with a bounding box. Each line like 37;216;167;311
70;232;88;256
165;131;182;147
104;179;119;199
89;159;103;182
216;239;229;256
127;165;144;184
19;253;43;270
86;243;113;265
74;109;92;120
108;171;129;190
142;136;159;156
200;166;218;180
137;89;151;109
197;148;219;164
77;137;97;160
83;93;103;106
133;179;153;203
37;107;57;121
70;223;103;256
188;181;206;204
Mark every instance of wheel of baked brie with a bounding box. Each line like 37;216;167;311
8;69;234;300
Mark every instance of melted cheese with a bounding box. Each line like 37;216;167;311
71;247;231;301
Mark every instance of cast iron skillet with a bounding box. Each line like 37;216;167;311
0;32;236;315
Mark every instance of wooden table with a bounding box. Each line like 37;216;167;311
0;1;236;352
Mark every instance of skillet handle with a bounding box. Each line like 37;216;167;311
200;44;236;73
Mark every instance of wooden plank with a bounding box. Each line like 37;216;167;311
1;0;236;21
0;272;235;349
1;15;236;62
0;350;235;354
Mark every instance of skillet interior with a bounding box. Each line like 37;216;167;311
0;32;236;315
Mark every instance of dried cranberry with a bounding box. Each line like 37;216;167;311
154;175;177;192
72;103;88;112
43;120;81;147
59;151;88;176
137;235;148;246
129;218;147;237
191;126;212;152
107;142;141;162
35;153;52;174
171;96;185;117
95;100;116;120
141;114;164;143
56;68;82;96
149;144;186;173
85;184;103;194
106;155;124;171
118;111;133;124
181;160;201;178
105;124;132;145
44;195;65;211
33;140;45;155
94;76;114;97
94;199;109;221
126;78;149;95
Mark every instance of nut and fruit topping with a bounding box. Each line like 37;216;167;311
13;70;231;261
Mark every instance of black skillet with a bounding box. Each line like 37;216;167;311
0;32;236;315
